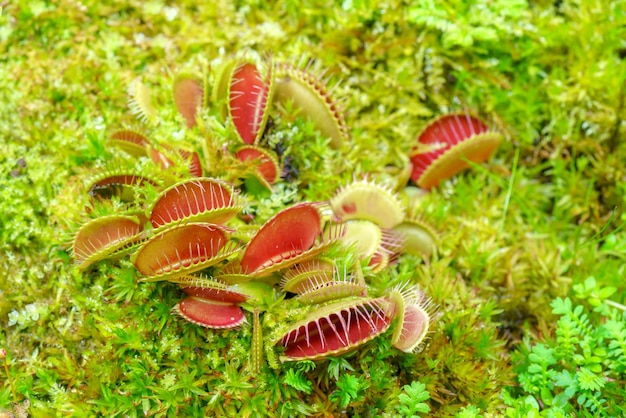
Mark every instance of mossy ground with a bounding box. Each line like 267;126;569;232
1;1;625;417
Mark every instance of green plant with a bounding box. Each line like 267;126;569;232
504;294;626;416
397;381;431;417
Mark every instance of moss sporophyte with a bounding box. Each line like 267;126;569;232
70;57;501;369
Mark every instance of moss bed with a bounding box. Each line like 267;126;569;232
1;1;625;416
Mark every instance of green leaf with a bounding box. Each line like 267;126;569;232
528;344;557;368
576;367;605;391
398;381;431;417
329;374;365;409
283;368;312;394
551;298;572;315
554;370;578;399
598;286;617;300
326;356;355;381
455;404;482;418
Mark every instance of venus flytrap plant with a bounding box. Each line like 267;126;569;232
128;78;158;124
65;53;446;401
172;73;205;130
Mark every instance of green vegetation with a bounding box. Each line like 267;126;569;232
1;0;625;416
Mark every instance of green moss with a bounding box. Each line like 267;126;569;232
1;0;625;416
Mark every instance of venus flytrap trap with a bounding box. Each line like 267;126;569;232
274;60;350;149
410;112;502;190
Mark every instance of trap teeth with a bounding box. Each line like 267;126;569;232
72;214;145;270
228;61;274;145
387;284;433;353
133;223;238;282
277;297;395;361
235;145;281;192
294;265;367;305
274;61;349;149
410;112;502;189
149;178;241;231
281;258;335;294
172;297;246;329
108;129;150;157
329;179;405;229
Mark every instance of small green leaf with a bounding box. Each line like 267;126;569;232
551;298;572;315
329;374;365;409
327;357;355;381
554;370;578;398
398;381;431;417
283;368;312;394
576;367;605;391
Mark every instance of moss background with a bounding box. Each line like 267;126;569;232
1;0;625;416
